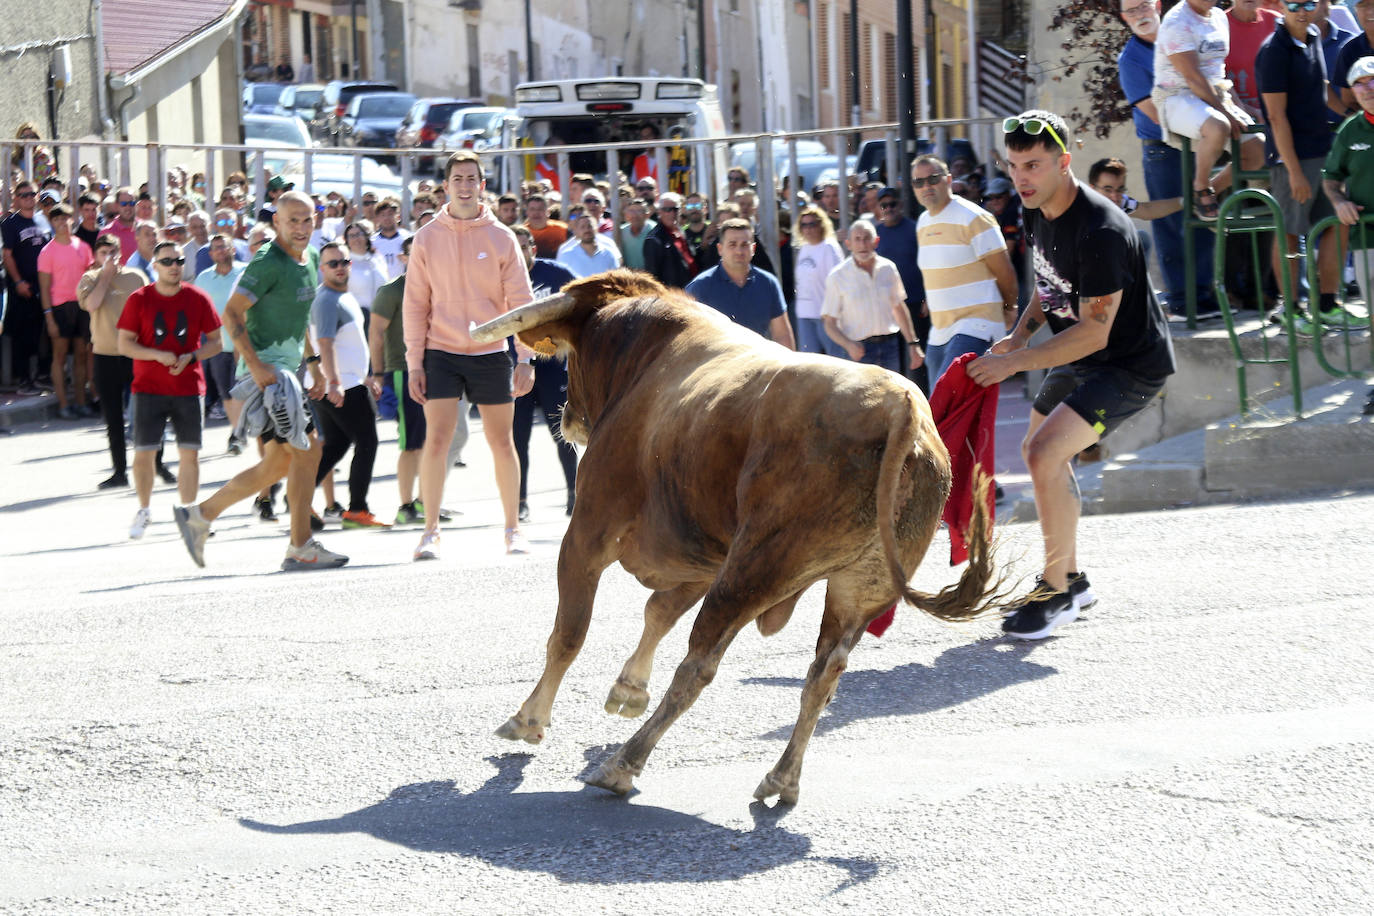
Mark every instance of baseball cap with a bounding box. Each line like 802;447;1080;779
39;189;61;204
266;175;294;192
876;186;900;201
1348;56;1374;86
985;177;1013;196
164;216;187;229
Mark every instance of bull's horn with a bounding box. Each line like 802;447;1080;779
469;293;577;344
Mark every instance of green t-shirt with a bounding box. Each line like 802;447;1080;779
1323;114;1374;250
236;241;320;372
370;272;407;373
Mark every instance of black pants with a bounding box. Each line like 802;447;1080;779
512;360;578;501
313;385;378;513
2;289;42;383
93;354;132;474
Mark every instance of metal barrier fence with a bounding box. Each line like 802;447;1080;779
3;116;1004;267
1305;214;1374;380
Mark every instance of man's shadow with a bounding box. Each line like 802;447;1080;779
747;640;1056;741
240;750;879;889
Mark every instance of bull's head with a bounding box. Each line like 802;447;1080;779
471;270;677;447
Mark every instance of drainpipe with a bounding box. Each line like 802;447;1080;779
116;84;141;139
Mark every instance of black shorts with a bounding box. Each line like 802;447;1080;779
131;392;203;450
422;349;514;405
389;370;427;451
50;301;90;341
1032;364;1167;438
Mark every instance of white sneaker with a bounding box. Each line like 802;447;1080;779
172;504;211;567
281;538;349;571
505;527;531;555
129;507;151;539
414;530;440;561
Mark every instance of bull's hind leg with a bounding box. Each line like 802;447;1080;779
755;577;889;805
496;532;612;744
605;582;708;719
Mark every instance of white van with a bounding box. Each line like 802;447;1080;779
502;77;730;200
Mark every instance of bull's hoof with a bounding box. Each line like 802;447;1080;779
753;771;799;805
584;757;638;796
603;681;650;718
494;715;545;745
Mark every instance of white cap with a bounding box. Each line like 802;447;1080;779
1348;56;1374;86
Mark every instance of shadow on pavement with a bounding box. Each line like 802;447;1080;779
747;640;1055;741
239;752;879;888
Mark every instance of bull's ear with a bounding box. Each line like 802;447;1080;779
530;336;558;357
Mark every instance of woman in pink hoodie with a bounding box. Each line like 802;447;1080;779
403;151;537;559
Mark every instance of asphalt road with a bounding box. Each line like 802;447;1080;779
2;414;1372;914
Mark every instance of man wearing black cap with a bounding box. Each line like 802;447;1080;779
256;175;294;225
873;185;930;392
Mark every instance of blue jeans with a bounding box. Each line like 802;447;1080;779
1141;141;1215;309
796;317;847;357
859;334;902;373
925;333;992;388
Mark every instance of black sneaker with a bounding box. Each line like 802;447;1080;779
395;502;423;526
1002;579;1078;640
1067;572;1097;611
255;496;279;523
98;473;129;490
518;500;531;523
310;511;325;532
156;465;177;484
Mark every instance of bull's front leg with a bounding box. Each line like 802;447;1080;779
495;539;608;744
604;582;707;719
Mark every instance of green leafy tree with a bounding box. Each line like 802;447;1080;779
1046;0;1135;139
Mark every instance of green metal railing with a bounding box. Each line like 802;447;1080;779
1212;188;1300;417
1304;214;1374;379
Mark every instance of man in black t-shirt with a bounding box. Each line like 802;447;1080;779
968;109;1176;641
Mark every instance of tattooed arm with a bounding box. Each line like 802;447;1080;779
222;291;276;389
970;290;1121;388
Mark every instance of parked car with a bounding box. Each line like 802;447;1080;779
243;113;313;179
277;153;404;201
275;83;326;125
435;106;509;177
317;79;400;144
395;97;485;169
242;82;287;116
730;140;858;195
338;92;417;161
854;137;977;185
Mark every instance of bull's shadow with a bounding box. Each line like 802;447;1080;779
239;751;878;888
748;640;1056;741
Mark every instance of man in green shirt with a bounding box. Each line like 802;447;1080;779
174;191;349;572
1322;56;1374;332
367;235;427;523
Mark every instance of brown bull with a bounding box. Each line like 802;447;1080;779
471;269;998;804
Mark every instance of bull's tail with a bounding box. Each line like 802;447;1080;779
876;394;1003;623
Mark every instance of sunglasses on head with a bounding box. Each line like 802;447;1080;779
1003;116;1068;154
156;256;186;266
911;173;947;188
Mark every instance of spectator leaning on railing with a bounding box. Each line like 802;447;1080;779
1322;57;1374;283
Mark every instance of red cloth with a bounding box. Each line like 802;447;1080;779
116;284;220;396
865;353;998;638
929;352;998;566
632;152;658;184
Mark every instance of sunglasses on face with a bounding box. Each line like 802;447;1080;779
17;190;36;198
215;219;233;226
324;257;352;268
799;220;821;228
156;256;186;266
1003;116;1069;154
1283;0;1316;10
879;201;900;209
658;205;678;212
911;173;948;188
119;200;135;207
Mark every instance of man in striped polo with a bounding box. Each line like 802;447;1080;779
912;155;1021;387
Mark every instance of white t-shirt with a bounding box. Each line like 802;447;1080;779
1155;2;1230;91
347;252;389;310
371;228;410;277
310;286;369;389
793;239;843;320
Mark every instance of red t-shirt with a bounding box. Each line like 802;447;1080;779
1226;9;1281;110
116;284;221;397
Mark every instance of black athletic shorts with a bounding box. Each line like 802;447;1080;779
1032;364;1168;438
131;392;203;450
422;349;514;405
50;301;90;341
389;370;427;451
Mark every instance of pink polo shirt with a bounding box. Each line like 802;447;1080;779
36;236;94;304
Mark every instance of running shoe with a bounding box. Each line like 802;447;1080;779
1001;578;1078;640
57;405;78;420
310;511;325;532
226;434;243;456
414;530;441;561
566;489;576;517
79;403;100;418
1067;571;1097;611
1320;304;1367;328
255;496;278;523
322;501;345;520
413;500;455;522
518;500;531;523
207;402;227;421
156;465;177;484
99;473;129;491
172;504;210;567
129;506;151;539
394;502;423;526
505;527;531;555
16;381;41;396
281;538;349;571
342;510;391;529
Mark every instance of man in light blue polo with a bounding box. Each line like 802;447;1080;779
685;218;796;347
193;234;248;450
555;212;621;278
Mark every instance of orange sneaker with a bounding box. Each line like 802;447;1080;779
342;510;392;529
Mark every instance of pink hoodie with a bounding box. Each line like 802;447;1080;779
403;204;535;370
